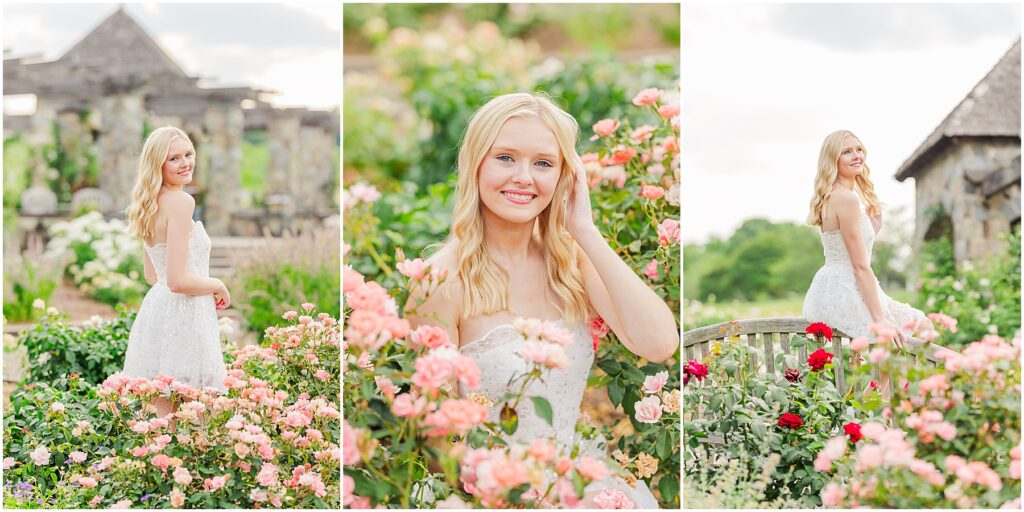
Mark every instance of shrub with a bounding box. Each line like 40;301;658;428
17;308;135;387
231;228;341;339
917;230;1021;347
44;211;146;308
815;323;1021;508
3;253;63;323
2;307;341;509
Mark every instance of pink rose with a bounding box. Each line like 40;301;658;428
491;457;529;488
435;399;488;435
634;395;663;423
374;376;399;400
301;302;315;312
173;466;193;486
642;371;669;394
632;88;662;106
343;475;355;506
170;489;185;507
3;457;14;469
204;474;231;492
257;463;279;487
69;451;87;463
640;185;665;200
657;219;680;246
282;311;298;320
601;165;627;188
657;103;680;119
644;259;659;280
411;354;454;397
527;439;556;462
111;499;132;509
410;325;452;350
315;369;330;381
868;347;889;363
928;312;958;333
555;456;573;475
349;182;382;203
630;124;656;142
592;119;621;138
647;163;665;176
850;337;870;351
575;456;608;481
453;355;481;389
30;446;50;466
151;454;172;471
79;476;97;488
594;488;636;509
343;422;361;465
934;422;957;441
397;258;429;280
343;267;365;293
391;393;428;418
821;483;845;506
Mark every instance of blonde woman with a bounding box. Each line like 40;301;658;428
803;130;931;345
123;126;229;416
409;93;677;507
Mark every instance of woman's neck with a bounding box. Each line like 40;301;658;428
481;212;536;266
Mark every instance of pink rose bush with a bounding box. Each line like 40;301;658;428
814;318;1020;508
2;307;340;509
343;260;652;508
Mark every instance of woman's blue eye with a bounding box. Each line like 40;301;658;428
536;160;553;168
498;155;513;163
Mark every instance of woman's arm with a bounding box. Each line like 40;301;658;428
833;191;904;344
143;250;157;286
566;161;678;363
161;191;226;296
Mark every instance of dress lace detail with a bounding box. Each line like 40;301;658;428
459;320;659;508
803;213;927;339
121;221;227;392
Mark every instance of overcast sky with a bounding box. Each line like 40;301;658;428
682;3;1020;244
2;2;340;109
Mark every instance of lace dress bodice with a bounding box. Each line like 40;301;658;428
803;211;926;339
458;321;593;446
144;220;211;284
121;220;226;392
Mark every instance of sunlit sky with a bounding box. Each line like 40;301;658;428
682;3;1020;243
2;2;340;109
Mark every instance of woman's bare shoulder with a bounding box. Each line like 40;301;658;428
157;190;195;216
827;187;860;213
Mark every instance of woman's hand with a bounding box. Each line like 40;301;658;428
213;279;231;310
876;318;907;349
565;155;597;238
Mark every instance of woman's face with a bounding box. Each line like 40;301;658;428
836;134;865;180
477;116;563;226
161;136;195;189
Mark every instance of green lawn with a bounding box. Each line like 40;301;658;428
685;289;920;330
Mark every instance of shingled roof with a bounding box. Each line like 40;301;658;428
895;39;1021;181
58;7;190;80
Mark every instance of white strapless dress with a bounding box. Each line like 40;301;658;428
803;213;927;339
121;221;227;392
459;321;660;509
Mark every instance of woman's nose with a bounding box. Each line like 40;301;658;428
512;163;532;185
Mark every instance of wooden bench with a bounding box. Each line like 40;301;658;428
683;317;955;395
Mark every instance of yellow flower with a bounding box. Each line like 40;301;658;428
467;392;493;408
634;452;659;479
661;389;680;414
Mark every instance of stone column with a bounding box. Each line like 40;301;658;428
201;103;244;235
96;92;145;215
296;125;335;213
267;113;301;198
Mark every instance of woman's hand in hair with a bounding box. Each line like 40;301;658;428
565;155;597;239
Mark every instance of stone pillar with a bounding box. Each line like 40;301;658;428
267;113;301;198
201;103;244;235
296;125;335;213
96;92;145;215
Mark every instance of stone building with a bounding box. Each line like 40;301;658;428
895;39;1021;264
3;7;338;236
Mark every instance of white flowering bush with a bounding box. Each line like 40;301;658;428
45;211;146;306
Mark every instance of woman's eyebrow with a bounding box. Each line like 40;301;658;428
492;146;559;160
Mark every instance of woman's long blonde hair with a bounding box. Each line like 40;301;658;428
448;92;589;323
125;126;193;241
807;129;882;227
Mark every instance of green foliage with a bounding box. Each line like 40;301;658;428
42;118;99;204
232;229;341;339
239;131;269;205
17;308;134;387
3;253;63;323
687;219;824;302
684;335;861;506
3;135;31;211
46;212;146;308
683;450;807;509
917;230;1021;347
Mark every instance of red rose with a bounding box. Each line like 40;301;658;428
844;422;863;443
806;322;834;342
683;361;708;385
590;316;610;352
807;349;834;372
784;368;802;382
778;413;803;429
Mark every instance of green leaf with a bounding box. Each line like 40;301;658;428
529;396;554;427
597;358;622;376
655;429;670;459
608;381;625;407
658;474;680;504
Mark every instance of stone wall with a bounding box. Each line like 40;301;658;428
200;103;244;234
913;139;1021;263
95;92;145;214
